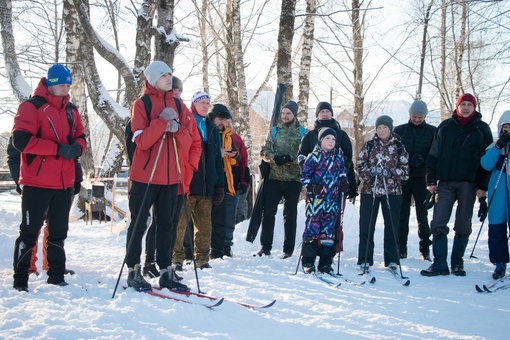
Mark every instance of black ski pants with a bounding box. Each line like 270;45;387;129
357;193;401;267
13;186;73;286
398;177;432;255
126;181;183;270
260;179;302;254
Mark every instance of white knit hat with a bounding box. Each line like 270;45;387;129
144;61;172;87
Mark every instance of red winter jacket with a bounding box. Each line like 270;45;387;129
12;78;86;190
129;82;201;193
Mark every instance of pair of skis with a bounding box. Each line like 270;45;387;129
475;276;509;293
123;286;276;309
314;272;376;288
358;267;410;286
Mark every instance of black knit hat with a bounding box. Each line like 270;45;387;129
208;103;232;120
316;102;333;117
318;127;337;141
375;115;393;131
282;100;298;117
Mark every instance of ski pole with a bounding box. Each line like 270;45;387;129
112;132;167;299
470;153;507;259
336;191;346;276
382;175;408;280
172;134;202;293
292;250;303;275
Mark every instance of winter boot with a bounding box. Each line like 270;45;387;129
174;262;183;272
451;234;469;276
224;245;233;257
421;235;449;276
302;256;316;274
253;248;271;257
420;263;450;276
159;266;190;291
493;263;507;279
127;264;152;291
388;262;398;271
143;262;160;278
317;244;335;274
359;262;370;272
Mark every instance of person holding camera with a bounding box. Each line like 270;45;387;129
255;100;307;259
300;128;348;274
480;111;510;280
394;100;437;261
356;115;409;271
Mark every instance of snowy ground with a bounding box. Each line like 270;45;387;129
0;189;507;339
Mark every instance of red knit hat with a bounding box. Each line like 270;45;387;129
456;93;477;109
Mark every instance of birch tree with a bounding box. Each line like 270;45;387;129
297;0;316;127
276;0;296;105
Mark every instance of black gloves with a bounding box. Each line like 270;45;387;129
478;196;488;222
274;154;294;166
338;182;350;193
306;183;323;195
369;167;391;178
15;183;21;195
410;154;425;167
57;142;81;160
213;186;225;205
496;131;510;149
423;192;436;210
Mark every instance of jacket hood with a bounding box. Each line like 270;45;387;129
32;78;71;109
497;110;510;135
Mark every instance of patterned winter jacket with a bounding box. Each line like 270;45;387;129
357;133;409;197
301;145;347;242
260;119;306;182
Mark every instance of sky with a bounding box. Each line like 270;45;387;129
0;187;508;339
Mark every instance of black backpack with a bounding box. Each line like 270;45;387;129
125;95;181;163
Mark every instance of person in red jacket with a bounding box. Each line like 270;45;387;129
12;64;86;292
126;60;201;292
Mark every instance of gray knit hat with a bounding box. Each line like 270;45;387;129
409;100;428;116
375;115;393;131
144;61;172;87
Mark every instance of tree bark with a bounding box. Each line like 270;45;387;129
154;0;178;69
351;0;365;161
0;0;31;101
276;0;296;104
64;0;94;176
297;0;316;127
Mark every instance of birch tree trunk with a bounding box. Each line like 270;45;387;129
225;0;239;117
133;1;155;95
439;0;448;120
276;0;296;104
197;0;210;93
351;0;365;160
0;0;31;101
416;0;434;101
154;0;178;68
297;0;316;127
64;0;94;176
453;0;467;98
232;0;251;148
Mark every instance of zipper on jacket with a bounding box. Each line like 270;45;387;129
36;156;45;176
143;149;153;170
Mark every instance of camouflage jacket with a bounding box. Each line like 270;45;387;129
261;120;306;182
356;133;409;197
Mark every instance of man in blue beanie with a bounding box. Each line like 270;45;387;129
11;64;86;292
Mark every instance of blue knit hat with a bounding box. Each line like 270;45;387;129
47;64;72;86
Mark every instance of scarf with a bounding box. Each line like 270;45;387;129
219;127;237;195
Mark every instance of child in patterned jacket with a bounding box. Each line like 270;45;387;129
300;127;348;274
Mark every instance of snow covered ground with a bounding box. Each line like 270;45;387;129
0;189;507;339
